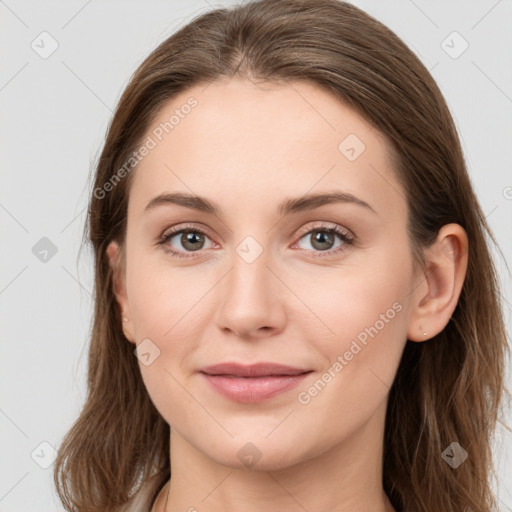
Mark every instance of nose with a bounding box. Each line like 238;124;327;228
214;247;287;340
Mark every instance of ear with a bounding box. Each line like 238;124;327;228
106;241;136;344
407;223;469;342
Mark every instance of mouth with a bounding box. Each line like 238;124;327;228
200;362;312;377
199;362;313;403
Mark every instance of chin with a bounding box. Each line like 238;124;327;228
206;437;310;472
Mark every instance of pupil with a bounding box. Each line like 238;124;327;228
183;231;203;250
313;231;333;250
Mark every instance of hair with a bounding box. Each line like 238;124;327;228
53;0;510;511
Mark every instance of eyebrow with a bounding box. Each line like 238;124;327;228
144;191;377;217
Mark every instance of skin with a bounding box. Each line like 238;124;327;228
107;78;468;512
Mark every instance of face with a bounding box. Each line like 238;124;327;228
109;78;421;471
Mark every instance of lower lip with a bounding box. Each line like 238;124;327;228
200;372;311;403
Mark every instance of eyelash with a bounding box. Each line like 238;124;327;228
156;222;355;259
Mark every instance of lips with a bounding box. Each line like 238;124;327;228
200;362;311;377
199;362;313;403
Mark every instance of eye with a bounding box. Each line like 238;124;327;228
293;222;354;257
157;222;354;259
157;224;216;258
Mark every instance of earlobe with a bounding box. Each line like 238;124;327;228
106;241;136;344
407;223;469;342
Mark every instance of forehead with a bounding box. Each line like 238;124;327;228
128;78;405;222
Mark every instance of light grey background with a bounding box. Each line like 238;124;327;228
1;0;511;510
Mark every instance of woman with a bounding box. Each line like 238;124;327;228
53;0;509;511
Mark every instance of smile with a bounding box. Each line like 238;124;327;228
199;372;312;403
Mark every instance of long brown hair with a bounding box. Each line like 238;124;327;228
54;1;510;510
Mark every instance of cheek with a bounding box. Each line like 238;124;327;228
298;246;412;346
127;249;209;341
127;264;209;423
296;313;405;447
293;248;412;405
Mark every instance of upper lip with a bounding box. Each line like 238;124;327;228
200;362;312;377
